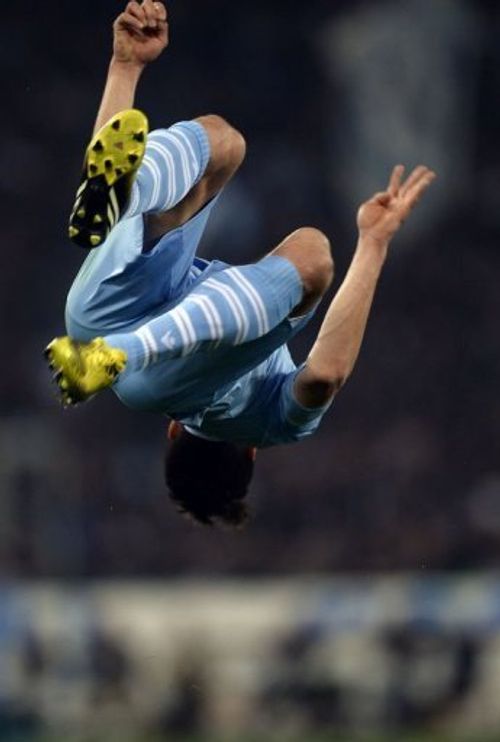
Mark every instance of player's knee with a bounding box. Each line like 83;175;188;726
292;226;332;258
195;114;246;178
288;227;334;300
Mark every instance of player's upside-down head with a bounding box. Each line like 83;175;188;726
165;421;257;527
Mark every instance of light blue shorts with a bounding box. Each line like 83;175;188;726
65;195;224;342
65;191;323;433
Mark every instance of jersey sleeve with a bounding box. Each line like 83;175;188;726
277;363;333;443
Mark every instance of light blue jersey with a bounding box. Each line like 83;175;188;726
65;121;331;447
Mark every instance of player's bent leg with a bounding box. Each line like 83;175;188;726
144;114;246;242
48;226;329;407
268;227;334;315
46;248;303;406
99;229;329;375
68;110;213;250
63;116;242;355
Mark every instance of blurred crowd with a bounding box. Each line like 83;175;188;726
1;0;499;577
0;621;482;739
0;578;496;740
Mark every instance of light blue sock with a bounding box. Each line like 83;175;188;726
106;256;303;372
123;121;211;217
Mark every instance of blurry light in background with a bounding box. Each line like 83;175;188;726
319;0;483;240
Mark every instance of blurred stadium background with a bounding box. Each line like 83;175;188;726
2;0;499;739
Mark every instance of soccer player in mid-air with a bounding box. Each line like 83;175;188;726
46;0;436;526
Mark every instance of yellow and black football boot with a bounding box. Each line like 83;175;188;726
68;109;148;249
44;336;127;406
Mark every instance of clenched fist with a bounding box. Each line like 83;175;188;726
113;0;169;67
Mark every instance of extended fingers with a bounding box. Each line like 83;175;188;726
404;168;436;208
387;164;405;197
400;166;431;198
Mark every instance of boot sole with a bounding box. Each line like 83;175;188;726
44;337;85;406
68;109;148;249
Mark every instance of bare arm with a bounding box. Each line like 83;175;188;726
93;0;169;135
294;165;436;408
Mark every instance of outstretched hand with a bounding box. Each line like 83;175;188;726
113;0;169;67
357;165;436;247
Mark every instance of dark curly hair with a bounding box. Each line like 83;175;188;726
165;428;255;527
